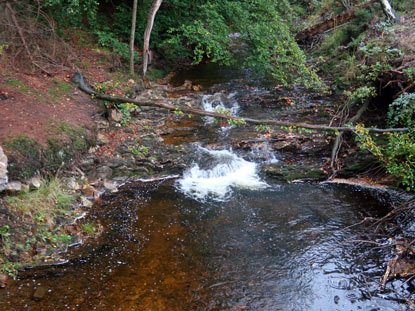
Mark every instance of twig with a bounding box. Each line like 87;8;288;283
5;2;52;75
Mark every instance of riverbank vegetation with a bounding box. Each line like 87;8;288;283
0;0;415;303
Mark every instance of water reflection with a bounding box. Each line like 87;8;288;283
0;182;400;310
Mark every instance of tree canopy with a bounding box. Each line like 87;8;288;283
36;0;318;86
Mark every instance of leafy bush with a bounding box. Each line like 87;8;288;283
95;31;140;63
354;93;415;191
387;93;415;128
41;0;99;27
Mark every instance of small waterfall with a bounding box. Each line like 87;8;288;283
201;92;239;125
248;141;279;164
177;147;267;201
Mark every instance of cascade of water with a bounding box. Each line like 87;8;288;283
201;92;239;125
177;147;267;201
248;141;279;164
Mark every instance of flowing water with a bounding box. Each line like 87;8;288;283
0;66;404;310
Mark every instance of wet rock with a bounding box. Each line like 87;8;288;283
80;158;95;171
95;119;109;130
96;133;110;145
81;185;97;197
183;80;192;89
107;158;126;168
0;145;7;192
140;106;156;112
28;175;41;189
109;109;123;123
0;274;7;288
96;166;112;179
264;165;326;183
33;286;48;300
103;180;118;192
88;146;97;154
6;181;22;193
80;196;93;208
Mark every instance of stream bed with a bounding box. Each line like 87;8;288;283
0;176;400;311
0;65;405;310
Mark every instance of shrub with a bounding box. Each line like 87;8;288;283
354;93;415;191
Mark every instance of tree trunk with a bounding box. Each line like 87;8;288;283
296;0;377;43
379;0;397;22
142;0;162;78
129;0;138;75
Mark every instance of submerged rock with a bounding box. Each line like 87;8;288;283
33;286;48;300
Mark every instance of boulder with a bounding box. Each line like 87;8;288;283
0;145;7;192
109;109;123;123
6;181;22;193
96;133;110;145
96;166;112;179
95;119;109;130
103;180;118;192
28;175;42;189
80;196;93;208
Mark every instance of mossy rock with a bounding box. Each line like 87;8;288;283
265;164;326;183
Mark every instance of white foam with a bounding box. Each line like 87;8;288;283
201;92;239;126
177;148;267;201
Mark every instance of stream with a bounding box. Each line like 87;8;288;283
0;66;404;310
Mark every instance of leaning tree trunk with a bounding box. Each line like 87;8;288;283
142;0;162;78
379;0;398;22
129;0;138;75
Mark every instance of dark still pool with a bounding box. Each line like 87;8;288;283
0;179;399;310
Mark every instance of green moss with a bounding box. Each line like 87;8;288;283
265;165;326;183
5;124;92;179
146;68;165;80
48;78;72;104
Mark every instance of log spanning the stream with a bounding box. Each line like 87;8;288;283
73;71;408;134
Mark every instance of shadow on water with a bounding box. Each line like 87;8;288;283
0;179;401;310
0;62;403;311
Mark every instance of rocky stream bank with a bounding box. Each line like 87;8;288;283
0;73;411;292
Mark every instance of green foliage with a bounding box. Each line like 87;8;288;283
354;93;415;191
129;144;150;157
255;124;272;133
95;31;140;63
146;68;165;80
118;103;140;125
344;86;377;104
403;68;415;84
94;80;119;94
162;2;234;65
5;124;91;179
81;223;98;235
0;262;18;278
227;118;246;126
0;225;10;239
387;93;415;128
95;0;318;86
41;0;99;27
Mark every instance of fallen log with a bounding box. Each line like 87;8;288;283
73;71;408;134
296;0;378;44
